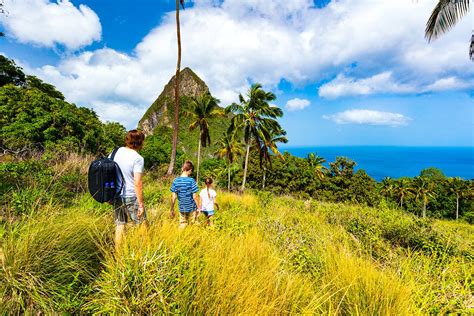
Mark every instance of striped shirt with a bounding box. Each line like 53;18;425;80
170;176;199;213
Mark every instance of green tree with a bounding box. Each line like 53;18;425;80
215;131;244;191
379;177;394;198
226;83;283;192
167;0;186;176
393;177;413;208
26;75;64;100
413;176;436;218
329;156;356;178
259;128;288;189
420;167;446;181
425;0;473;60
185;93;224;181
0;55;26;87
446;177;468;220
307;153;328;180
103;121;126;149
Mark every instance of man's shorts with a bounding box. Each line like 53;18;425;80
113;196;146;225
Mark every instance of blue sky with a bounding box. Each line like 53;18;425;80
0;0;473;146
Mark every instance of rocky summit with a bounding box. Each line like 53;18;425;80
138;67;209;135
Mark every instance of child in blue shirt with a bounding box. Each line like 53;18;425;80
170;160;201;228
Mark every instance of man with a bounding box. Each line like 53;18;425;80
112;129;146;249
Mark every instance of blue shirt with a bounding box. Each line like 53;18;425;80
171;176;199;213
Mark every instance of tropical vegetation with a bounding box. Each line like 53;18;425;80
1;53;473;314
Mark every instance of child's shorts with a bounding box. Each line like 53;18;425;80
179;212;193;225
202;210;215;217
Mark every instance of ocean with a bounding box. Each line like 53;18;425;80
282;146;474;181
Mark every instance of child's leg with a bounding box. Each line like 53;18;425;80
179;212;190;229
207;215;214;226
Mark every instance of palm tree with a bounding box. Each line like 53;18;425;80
226;83;283;192
307;153;328;180
215;130;244;191
446;177;467;220
393;177;413;209
413;176;436;218
425;0;473;61
379;177;394;199
258;128;288;189
167;0;186;176
185;93;224;181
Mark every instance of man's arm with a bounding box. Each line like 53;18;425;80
170;192;177;218
134;172;144;217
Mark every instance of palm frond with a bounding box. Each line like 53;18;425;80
425;0;470;42
470;32;474;61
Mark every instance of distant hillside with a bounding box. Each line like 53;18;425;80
138;67;231;160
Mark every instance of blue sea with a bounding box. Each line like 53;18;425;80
283;146;474;181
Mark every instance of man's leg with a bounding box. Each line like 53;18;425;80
113;197;127;251
115;224;125;251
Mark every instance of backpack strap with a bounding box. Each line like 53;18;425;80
110;147;120;161
109;147;125;199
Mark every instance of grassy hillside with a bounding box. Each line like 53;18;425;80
1;157;472;314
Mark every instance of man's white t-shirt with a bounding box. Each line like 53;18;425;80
111;147;144;197
199;188;217;211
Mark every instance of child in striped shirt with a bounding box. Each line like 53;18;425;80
170;160;201;229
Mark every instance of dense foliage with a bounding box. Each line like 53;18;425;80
0;55;125;155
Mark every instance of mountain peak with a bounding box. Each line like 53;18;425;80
138;67;209;135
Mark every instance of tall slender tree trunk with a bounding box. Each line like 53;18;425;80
166;0;182;176
456;194;459;220
196;137;201;182
262;166;266;190
228;161;231;191
241;142;250;192
422;197;426;218
400;194;403;208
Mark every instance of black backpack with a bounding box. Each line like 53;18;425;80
88;147;124;203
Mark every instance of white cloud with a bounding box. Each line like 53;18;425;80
25;0;474;128
1;0;101;50
424;76;472;92
319;72;473;98
323;109;411;127
285;98;310;111
319;72;416;99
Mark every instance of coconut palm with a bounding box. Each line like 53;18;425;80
413;176;436;218
307;153;328;180
446;177;468;219
379;177;394;199
393;177;413;209
215;130;244;191
167;0;186;175
425;0;473;60
226;83;283;192
258;128;288;189
185;93;224;181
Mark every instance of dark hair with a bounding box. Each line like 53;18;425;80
125;130;145;150
182;160;194;172
205;178;213;199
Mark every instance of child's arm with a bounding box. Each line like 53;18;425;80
170;192;177;218
193;193;201;214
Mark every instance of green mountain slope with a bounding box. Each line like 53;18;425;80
138;67;231;161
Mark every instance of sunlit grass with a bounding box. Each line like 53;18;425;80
1;178;472;314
